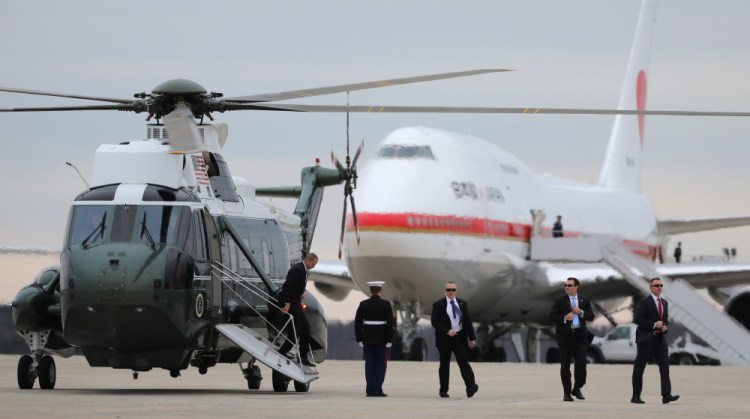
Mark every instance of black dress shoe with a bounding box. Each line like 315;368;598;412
563;394;574;402
662;395;679;404
373;393;388;397
631;397;645;404
467;384;479;398
366;393;373;397
572;388;585;400
301;358;315;367
439;391;449;398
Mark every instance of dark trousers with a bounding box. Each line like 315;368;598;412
558;330;588;394
437;335;475;393
278;303;310;359
363;345;388;395
632;337;671;397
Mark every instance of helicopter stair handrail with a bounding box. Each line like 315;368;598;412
210;262;317;381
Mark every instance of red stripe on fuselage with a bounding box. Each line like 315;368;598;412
348;212;655;257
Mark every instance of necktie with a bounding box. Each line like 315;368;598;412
657;298;663;321
571;297;580;327
451;300;462;321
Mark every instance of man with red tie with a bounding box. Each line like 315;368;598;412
631;277;680;405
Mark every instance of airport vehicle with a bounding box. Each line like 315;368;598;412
309;0;750;364
589;323;720;365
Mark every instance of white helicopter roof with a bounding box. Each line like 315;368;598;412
91;139;184;189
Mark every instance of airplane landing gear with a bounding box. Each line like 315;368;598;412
393;300;425;361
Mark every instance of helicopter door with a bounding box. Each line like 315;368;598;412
202;207;223;316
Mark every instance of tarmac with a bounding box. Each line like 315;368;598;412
0;355;748;418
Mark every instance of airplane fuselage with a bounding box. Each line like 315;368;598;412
345;127;658;324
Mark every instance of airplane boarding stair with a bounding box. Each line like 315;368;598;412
530;235;750;366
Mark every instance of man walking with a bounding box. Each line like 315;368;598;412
631;277;680;404
430;281;478;398
277;253;318;367
354;281;395;397
549;277;595;401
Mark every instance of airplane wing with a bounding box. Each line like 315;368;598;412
308;261;358;290
657;216;750;235
0;245;59;256
545;261;750;301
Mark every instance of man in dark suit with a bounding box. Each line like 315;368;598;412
631;277;680;404
549;277;595;402
354;281;395;397
277;252;318;366
430;281;478;399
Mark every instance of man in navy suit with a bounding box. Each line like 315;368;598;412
549;277;595;401
631;277;680;404
430;281;478;399
277;252;318;366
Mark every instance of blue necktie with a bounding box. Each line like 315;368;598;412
451;300;462;322
571;297;580;327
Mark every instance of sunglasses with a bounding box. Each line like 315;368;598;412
564;284;577;288
445;288;457;292
651;284;663;288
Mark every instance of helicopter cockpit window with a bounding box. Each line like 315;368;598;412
142;185;200;202
203;152;239;202
68;205;111;246
376;145;435;160
137;206;189;246
75;184;118;201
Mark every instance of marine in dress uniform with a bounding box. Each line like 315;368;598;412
354;281;395;397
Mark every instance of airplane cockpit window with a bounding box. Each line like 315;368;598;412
68;205;111;245
376;145;435;160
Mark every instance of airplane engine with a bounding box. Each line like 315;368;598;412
724;286;750;331
313;282;351;301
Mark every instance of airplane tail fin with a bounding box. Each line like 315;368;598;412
597;0;656;191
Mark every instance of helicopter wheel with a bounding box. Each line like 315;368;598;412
38;355;56;389
271;370;289;392
293;380;310;392
169;369;181;378
245;365;262;390
17;355;36;389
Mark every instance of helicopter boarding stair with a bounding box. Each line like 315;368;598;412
212;263;318;385
530;234;750;366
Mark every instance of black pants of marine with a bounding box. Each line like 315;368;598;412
363;344;388;395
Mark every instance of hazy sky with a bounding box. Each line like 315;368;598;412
2;0;749;319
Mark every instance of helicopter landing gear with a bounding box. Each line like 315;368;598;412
17;355;36;389
132;371;139;379
169;369;181;378
38;355;56;389
272;370;289;392
241;362;262;390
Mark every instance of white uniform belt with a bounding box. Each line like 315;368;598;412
363;320;387;325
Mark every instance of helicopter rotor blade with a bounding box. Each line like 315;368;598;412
0;87;135;104
330;151;346;177
163;107;203;153
0;104;136;112
223;69;511;103
351;140;365;169
237;103;750;117
337;194;349;260
349;193;360;245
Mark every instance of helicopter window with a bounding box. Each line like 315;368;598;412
137;206;186;245
34;269;59;287
142;185;200;202
110;205;138;242
190;212;209;262
376;145;435;160
68;205;111;245
203;152;239;202
75;184;118;201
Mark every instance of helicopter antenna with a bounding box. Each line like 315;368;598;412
66;162;90;189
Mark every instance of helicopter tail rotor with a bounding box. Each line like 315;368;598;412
331;139;364;259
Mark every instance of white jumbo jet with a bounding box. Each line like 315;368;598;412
310;0;750;362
